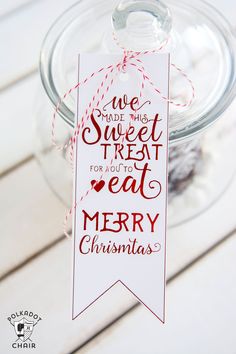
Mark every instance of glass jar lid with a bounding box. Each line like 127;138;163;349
40;0;236;144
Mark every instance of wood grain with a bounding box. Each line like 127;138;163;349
0;170;235;352
0;240;136;354
77;233;236;354
0;0;77;90
0;75;38;174
0;0;34;19
0;159;66;278
0;1;236;352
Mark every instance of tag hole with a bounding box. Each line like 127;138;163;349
119;72;130;82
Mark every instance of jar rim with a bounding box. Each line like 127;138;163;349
39;0;236;144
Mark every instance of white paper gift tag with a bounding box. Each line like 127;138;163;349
72;53;169;322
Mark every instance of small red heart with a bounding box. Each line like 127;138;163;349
91;180;105;192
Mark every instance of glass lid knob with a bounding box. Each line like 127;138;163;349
112;0;172;50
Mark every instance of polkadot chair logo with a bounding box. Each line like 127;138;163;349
7;311;42;349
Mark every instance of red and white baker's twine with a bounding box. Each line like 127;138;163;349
51;34;195;238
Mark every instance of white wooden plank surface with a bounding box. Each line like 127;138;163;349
1;96;236;280
0;0;235;91
0;0;235;175
0;0;235;173
0;0;34;18
0;159;66;278
0;1;236;353
0;171;235;353
0;240;136;354
0;0;76;90
78;233;236;354
0;75;38;174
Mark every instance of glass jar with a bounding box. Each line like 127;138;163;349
35;0;236;226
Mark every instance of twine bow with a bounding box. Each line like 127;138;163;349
51;34;195;237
